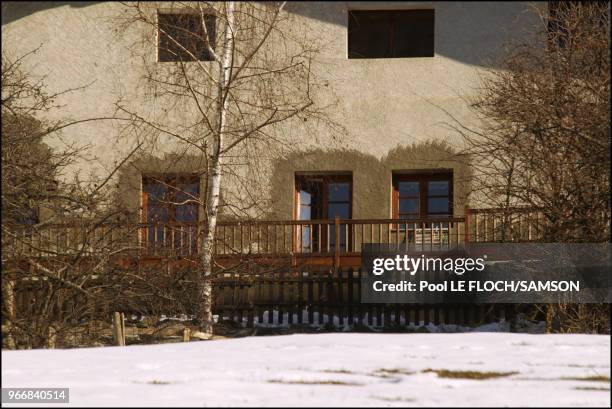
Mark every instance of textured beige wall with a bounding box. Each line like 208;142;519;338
2;1;543;220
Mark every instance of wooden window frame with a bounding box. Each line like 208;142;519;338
392;171;453;219
294;174;353;221
293;173;353;253
141;173;201;224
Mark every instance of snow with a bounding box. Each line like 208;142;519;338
2;333;610;407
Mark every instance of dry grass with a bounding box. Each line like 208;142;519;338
422;369;518;380
574;386;610;391
268;379;362;386
373;368;415;377
370;395;416;403
321;369;355;375
562;375;610;383
147;380;172;385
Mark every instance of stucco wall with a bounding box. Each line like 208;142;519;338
2;1;544;220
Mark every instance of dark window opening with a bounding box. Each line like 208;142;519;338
14;207;39;225
348;9;435;59
295;174;352;252
142;174;200;254
392;171;453;219
158;12;216;62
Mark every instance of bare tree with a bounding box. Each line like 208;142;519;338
1;48;151;348
116;1;339;333
446;2;610;332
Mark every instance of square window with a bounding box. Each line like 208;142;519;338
392;171;453;219
158;12;216;62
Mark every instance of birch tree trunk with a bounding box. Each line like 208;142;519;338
119;0;334;333
197;2;235;334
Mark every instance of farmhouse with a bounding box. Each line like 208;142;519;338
2;2;574;334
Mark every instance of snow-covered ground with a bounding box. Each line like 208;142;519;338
2;333;610;407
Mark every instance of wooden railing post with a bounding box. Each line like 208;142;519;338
464;206;471;243
334;216;340;268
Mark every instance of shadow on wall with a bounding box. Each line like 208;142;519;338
284;1;539;69
113;153;209;222
3;1;540;69
108;141;469;223
267;140;471;220
1;2;101;25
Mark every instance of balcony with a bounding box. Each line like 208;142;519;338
2;208;546;269
1;208;548;327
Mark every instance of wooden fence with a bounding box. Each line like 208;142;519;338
212;267;508;328
13;266;508;328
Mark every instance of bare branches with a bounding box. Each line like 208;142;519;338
115;1;338;332
1;48;172;349
455;2;610;242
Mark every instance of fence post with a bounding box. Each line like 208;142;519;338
183;328;191;342
464;206;471;243
334;216;340;268
46;325;57;349
112;311;125;346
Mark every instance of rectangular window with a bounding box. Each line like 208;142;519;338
295;174;352;253
392;171;453;219
142;174;200;254
348;9;435;59
158;12;216;62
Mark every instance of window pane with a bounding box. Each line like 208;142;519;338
399;198;418;214
175;181;199;201
299;190;312;206
144;181;168;223
328;203;350;219
328;182;350;202
174;180;199;222
175;205;198;222
144;181;167;201
299;204;311;220
398;181;419;196
428;197;449;214
392;9;435;57
399;213;419;219
348;11;391;58
296;179;323;219
428;181;449;196
301;226;311;252
147;204;168;223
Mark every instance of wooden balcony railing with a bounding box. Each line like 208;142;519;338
214;217;467;258
2;208;548;263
